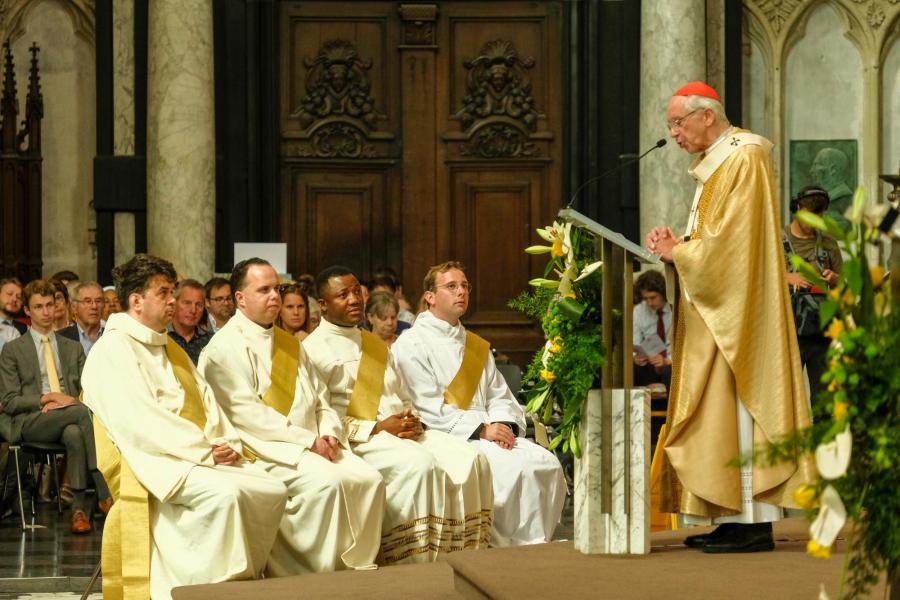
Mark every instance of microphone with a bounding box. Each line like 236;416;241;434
567;138;668;210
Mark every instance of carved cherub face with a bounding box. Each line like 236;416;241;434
488;63;509;93
328;63;349;93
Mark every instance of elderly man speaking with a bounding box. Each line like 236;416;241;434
645;82;813;553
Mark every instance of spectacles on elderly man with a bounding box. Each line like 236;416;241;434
666;108;702;131
435;282;472;294
74;298;106;306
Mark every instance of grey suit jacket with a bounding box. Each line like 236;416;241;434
0;332;86;443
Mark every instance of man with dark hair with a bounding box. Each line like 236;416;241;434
50;271;80;287
369;275;415;326
167;279;212;364
200;258;384;574
81;254;287;599
373;267;415;323
304;266;493;562
632;270;672;389
204;276;234;332
59;281;106;356
393;261;566;546
0;279;111;533
0;278;26;338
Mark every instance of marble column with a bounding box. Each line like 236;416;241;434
639;0;707;240
113;0;136;268
147;0;215;280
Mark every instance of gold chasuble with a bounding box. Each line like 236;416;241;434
94;340;224;600
443;332;490;410
260;326;301;416
346;330;389;421
660;129;814;519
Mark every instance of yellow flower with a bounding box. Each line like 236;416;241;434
792;484;819;510
827;378;840;393
828;287;841;300
832;401;848;422
563;292;576;299
807;540;831;559
841;289;855;306
540;369;555;383
549;342;562;354
870;265;885;287
551;239;564;257
825;319;844;340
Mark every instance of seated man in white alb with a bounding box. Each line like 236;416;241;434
81;254;287;600
303;266;493;563
199;258;385;575
392;261;566;546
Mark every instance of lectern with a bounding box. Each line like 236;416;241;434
557;208;660;555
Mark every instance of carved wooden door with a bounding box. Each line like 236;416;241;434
279;1;563;364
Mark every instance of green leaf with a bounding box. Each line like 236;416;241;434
820;215;848;241
557;297;586;323
843;258;864;297
525;245;552;255
790;255;828;290
850;186;865;224
819;299;839;328
796;210;826;231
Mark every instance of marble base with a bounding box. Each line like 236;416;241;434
574;388;650;554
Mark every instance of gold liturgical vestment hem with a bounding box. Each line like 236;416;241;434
346;330;389;421
261;327;301;417
442;332;490;411
661;133;814;519
94;340;229;599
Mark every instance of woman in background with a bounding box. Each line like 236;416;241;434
365;291;400;347
276;282;312;341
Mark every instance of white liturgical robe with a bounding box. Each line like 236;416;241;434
198;309;385;575
392;310;567;546
81;313;287;600
303;318;493;563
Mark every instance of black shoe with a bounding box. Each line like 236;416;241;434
683;523;737;548
701;523;774;554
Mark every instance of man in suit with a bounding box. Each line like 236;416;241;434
0;279;111;533
0;278;26;338
58;281;105;356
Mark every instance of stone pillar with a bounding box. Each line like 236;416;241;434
113;0;136;268
147;1;215;279
639;0;707;240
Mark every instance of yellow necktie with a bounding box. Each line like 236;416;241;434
41;335;62;393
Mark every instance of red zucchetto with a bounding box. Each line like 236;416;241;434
673;81;720;102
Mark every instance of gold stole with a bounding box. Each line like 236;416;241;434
443;331;490;410
346;330;389;421
93;339;217;600
259;326;300;417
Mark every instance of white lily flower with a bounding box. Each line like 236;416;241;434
809;485;846;548
575;260;603;282
558;263;577;296
541;340;552;367
536;226;555;243
815;426;852;480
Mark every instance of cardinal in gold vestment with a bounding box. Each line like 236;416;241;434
647;82;814;553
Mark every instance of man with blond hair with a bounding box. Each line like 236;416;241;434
646;81;813;553
392;261;565;546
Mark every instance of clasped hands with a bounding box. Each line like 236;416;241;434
39;392;77;413
374;408;424;440
480;422;516;450
645;226;681;263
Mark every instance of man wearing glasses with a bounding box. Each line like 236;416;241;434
392;261;566;547
645;82;813;553
204;276;235;333
59;281;106;356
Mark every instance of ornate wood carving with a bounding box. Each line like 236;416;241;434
451;39;543;158
292;39;387;158
398;4;438;47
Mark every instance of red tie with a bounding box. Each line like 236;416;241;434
655;310;667;374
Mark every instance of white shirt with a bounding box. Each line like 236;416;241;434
27;328;66;394
632;302;672;356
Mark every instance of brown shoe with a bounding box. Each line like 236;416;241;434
98;497;114;516
71;509;91;534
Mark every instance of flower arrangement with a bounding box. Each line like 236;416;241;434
508;221;605;458
776;188;898;598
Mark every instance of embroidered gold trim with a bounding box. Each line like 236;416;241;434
379;510;493;564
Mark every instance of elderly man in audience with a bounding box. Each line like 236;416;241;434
58;281;106;356
0;278;26;337
167;279;213;364
392;261;566;547
82;254;287;600
199;258;385;575
0;279;112;533
101;286;121;321
304;266;493;563
204;276;235;333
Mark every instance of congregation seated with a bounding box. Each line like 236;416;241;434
0;279;111;533
365;291;403;347
369;271;416;324
632;270;672;391
167;279;213;364
100;285;121;320
82;254;288;599
198;258;385;575
0;278;26;350
391;261;566;546
275;282;313;341
49;279;72;331
58;281;106;356
203;276;234;333
303;266;493;563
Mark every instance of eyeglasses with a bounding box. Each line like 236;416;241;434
435;282;472;294
666;108;701;131
209;295;233;303
75;298;106;306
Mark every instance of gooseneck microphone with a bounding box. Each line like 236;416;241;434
566;138;668;211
